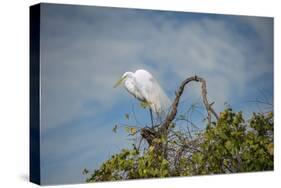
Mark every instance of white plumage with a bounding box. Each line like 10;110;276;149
114;69;171;118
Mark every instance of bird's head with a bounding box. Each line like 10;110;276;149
113;72;133;88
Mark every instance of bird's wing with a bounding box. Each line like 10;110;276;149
148;77;171;114
124;79;145;101
135;70;171;116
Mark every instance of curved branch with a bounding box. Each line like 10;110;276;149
141;75;218;148
160;75;218;133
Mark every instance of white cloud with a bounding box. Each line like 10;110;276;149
40;7;272;130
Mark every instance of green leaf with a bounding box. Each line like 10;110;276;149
82;168;89;175
125;113;130;120
112;125;118;133
225;140;232;151
130;127;137;135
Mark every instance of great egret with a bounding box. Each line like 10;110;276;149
114;69;171;127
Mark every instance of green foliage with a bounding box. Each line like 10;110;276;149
86;109;273;182
86;146;169;182
188;109;273;174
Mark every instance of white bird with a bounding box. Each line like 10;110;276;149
114;69;171;126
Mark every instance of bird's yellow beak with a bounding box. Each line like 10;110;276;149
113;76;126;88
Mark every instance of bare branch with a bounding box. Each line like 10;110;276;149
140;75;218;161
160;75;218;133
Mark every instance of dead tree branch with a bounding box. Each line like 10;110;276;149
141;75;219;152
160;75;218;133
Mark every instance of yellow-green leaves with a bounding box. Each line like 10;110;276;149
87;108;273;182
267;143;274;156
139;101;151;109
224;140;232;151
130;127;137;135
190;108;274;174
124;127;137;135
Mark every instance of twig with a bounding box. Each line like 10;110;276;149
137;137;144;151
131;104;143;126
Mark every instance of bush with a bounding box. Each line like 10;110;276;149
86;109;273;182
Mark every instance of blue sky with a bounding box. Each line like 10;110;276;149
39;3;273;185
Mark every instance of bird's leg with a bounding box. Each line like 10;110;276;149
149;108;154;128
